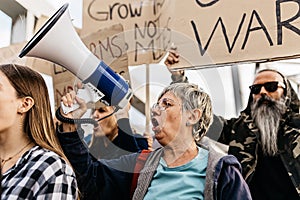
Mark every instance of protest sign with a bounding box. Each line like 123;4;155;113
83;0;172;65
83;0;300;69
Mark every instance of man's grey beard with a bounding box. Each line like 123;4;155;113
251;95;287;156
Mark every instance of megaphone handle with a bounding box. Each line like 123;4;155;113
61;102;79;115
61;83;103;115
55;107;98;126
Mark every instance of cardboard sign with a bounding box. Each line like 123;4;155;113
52;65;78;109
0;42;27;65
166;0;300;69
83;0;300;69
0;42;53;76
82;0;172;65
81;23;129;78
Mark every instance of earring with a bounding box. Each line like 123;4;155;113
186;122;191;126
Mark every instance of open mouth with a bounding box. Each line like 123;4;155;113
151;118;161;133
258;99;274;107
151;118;159;127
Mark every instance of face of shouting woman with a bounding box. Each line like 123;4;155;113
151;92;187;147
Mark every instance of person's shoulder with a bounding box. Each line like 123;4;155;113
29;146;75;177
285;111;300;128
199;136;229;155
30;146;64;163
289;111;300;120
198;137;234;170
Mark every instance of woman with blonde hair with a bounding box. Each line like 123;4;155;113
0;64;77;199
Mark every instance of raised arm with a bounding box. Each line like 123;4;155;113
164;49;188;84
55;87;140;199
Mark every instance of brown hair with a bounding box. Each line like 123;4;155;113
0;64;69;162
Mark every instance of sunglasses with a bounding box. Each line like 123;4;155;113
249;81;285;95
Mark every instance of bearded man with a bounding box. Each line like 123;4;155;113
217;69;300;200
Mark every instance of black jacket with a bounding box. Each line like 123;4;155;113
218;73;300;198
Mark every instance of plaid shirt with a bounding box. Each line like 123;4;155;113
1;146;78;200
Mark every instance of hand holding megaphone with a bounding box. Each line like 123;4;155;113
61;82;105;114
58;85;98;127
60;88;88;119
19;3;132;111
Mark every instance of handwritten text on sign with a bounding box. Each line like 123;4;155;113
83;0;300;68
82;24;129;75
83;0;171;65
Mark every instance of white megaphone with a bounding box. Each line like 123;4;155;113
19;3;132;112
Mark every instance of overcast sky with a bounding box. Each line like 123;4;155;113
0;10;11;48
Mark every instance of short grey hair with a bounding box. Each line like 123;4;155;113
158;83;213;142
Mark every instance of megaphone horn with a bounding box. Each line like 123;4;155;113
19;3;132;109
